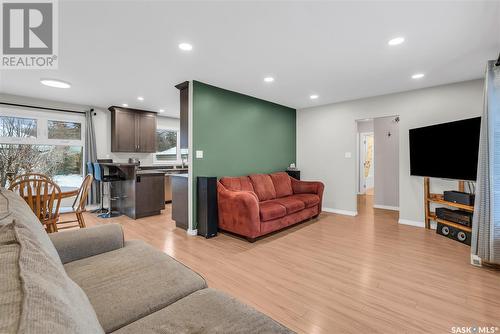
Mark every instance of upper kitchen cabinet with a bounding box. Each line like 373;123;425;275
175;81;189;150
109;106;157;153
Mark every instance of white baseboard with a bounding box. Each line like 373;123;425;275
323;207;358;216
373;204;399;211
470;254;482;267
398;219;436;230
187;229;198;236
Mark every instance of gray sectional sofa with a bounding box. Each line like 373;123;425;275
0;188;294;334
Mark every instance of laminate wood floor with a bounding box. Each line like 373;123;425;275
77;194;500;334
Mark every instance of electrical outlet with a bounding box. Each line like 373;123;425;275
196;150;204;159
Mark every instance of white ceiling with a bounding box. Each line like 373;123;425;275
1;1;499;118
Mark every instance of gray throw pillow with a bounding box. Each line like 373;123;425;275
0;221;104;334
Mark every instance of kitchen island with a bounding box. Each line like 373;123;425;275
171;173;188;230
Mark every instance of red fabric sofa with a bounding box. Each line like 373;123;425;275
217;172;324;241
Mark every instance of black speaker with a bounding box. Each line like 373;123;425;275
443;191;475;206
197;177;218;238
436;222;471;246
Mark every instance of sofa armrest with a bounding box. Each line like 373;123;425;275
49;224;125;264
291;178;325;210
217;182;261;238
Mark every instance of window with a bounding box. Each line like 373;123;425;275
0;108;85;188
154;129;180;163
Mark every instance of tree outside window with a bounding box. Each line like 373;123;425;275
0;115;83;187
155;129;178;162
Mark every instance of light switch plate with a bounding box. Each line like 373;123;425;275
196;150;204;159
344;152;352;158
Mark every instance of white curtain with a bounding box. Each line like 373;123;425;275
472;59;500;264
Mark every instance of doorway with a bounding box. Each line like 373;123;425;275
356;116;400;212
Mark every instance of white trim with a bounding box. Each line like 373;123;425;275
187;80;194;232
398;219;424;227
373;204;399;211
323;207;358;216
470;254;482;267
187;229;198;236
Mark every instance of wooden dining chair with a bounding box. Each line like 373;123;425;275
57;174;94;229
8;178;62;233
11;172;51;183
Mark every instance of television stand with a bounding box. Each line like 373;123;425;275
423;177;474;234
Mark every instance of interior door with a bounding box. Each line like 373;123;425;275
112;109;136;152
360;133;374;193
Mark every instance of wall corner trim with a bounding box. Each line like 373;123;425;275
323;208;358;216
373;205;399;211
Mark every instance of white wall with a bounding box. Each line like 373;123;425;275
297;79;483;224
373;116;399;209
356;119;373;133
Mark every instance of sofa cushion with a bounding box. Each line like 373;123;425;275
0;188;62;265
113;288;294;334
270;172;293;198
219;176;255;192
259;201;286;222
291;193;320;208
64;240;207;333
0;221;104;334
272;196;306;214
249;174;277;201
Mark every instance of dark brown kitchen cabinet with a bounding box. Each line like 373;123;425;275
109;106;157;153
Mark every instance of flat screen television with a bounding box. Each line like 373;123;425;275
409;117;481;181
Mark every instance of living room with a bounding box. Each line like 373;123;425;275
1;1;500;333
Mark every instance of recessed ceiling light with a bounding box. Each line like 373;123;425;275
310;94;319;100
122;103;128;107
137;96;144;101
40;79;71;89
388;37;405;46
178;43;193;51
159;109;165;113
411;73;425;79
264;77;274;83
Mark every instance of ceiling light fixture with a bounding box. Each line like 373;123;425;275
411;73;425;79
310;94;319;100
388;37;405;46
178;43;193;51
137;96;144;101
122;103;128;107
40;79;71;89
159;109;165;113
264;77;274;83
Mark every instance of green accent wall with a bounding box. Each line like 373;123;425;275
192;81;296;228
